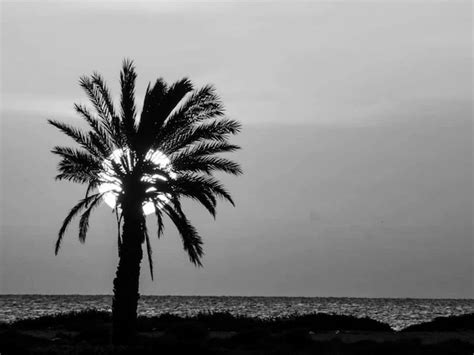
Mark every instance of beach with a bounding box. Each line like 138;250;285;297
1;309;473;354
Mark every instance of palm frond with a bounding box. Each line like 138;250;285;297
173;173;235;206
153;204;165;239
84;181;100;201
53;146;102;169
184;190;217;218
159;78;194;121
120;59;137;147
91;72;117;120
79;76;112;121
55;193;102;254
167;119;242;154
52;146;103;183
48;120;105;158
155;85;224;150
55;171;98;184
171;177;218;217
137;78;193;155
163;200;203;266
74;104;115;155
136;79;168;153
78;75;122;145
172;142;240;161
144;225;154;280
172;84;224;125
173;155;242;175
78;193;104;243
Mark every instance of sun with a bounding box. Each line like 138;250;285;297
98;148;176;215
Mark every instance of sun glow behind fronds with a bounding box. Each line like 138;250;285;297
98;149;176;215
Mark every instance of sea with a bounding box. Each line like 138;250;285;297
1;295;473;331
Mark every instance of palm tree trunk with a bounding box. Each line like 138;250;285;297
111;197;145;344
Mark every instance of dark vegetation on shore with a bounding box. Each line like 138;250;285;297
1;309;473;354
401;313;474;332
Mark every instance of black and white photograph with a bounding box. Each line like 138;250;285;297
0;0;472;353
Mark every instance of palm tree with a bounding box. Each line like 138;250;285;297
49;59;242;344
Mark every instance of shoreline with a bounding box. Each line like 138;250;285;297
2;293;474;300
1;309;473;354
2;294;473;331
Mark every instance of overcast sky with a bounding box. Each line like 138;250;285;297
1;0;472;298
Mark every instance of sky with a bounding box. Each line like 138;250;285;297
0;0;472;298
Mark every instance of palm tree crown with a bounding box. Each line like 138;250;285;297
49;60;242;276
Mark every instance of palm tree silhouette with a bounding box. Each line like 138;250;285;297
49;59;241;344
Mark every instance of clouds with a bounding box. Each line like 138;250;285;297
2;1;471;125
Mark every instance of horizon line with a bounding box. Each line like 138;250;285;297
1;293;473;301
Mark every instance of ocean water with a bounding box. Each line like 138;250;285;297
1;295;473;330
